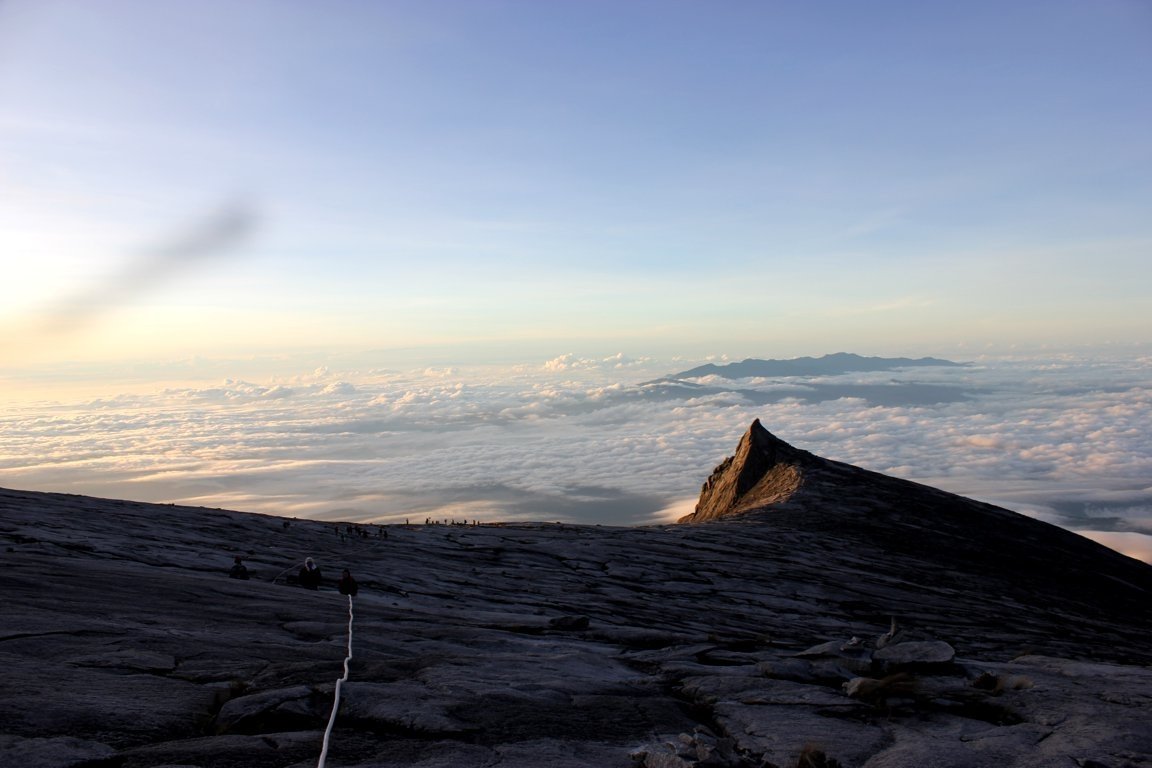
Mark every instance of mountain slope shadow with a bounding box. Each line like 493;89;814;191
681;419;1152;661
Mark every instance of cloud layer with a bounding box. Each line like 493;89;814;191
2;351;1149;560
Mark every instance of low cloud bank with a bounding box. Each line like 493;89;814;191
2;352;1149;561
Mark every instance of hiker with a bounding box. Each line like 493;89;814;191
298;557;322;590
229;555;250;580
338;569;359;596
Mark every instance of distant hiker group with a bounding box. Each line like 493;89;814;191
226;553;362;599
334;523;387;542
298;558;359;596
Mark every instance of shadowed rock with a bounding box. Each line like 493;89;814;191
3;421;1152;768
680;421;1152;641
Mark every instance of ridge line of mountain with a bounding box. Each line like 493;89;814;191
666;351;966;380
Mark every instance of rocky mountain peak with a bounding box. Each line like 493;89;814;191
682;419;820;523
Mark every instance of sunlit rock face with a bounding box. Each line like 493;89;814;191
683;419;816;522
3;424;1152;768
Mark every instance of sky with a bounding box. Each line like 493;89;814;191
0;3;1150;559
0;0;1149;366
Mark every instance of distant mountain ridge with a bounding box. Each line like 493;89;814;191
670;352;965;380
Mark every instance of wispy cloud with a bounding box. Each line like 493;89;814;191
37;202;257;336
867;296;935;313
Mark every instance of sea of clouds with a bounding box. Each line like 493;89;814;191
2;350;1150;562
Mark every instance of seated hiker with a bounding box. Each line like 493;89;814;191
229;556;250;580
298;557;322;590
338;569;359;596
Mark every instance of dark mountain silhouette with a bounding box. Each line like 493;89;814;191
628;378;975;407
670;352;965;380
3;422;1151;767
683;420;1152;634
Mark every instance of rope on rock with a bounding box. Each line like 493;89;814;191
316;593;354;768
271;560;304;584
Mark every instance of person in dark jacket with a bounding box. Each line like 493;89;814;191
337;569;359;596
298;557;322;590
229;556;250;580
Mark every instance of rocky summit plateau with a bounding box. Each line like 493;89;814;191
4;422;1152;768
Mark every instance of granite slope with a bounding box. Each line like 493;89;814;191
3;423;1151;768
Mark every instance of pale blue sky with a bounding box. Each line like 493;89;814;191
1;0;1150;373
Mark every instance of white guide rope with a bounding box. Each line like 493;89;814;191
316;593;354;768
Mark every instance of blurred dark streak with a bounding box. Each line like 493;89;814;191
40;202;259;336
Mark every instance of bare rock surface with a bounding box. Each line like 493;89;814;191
3;422;1152;767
